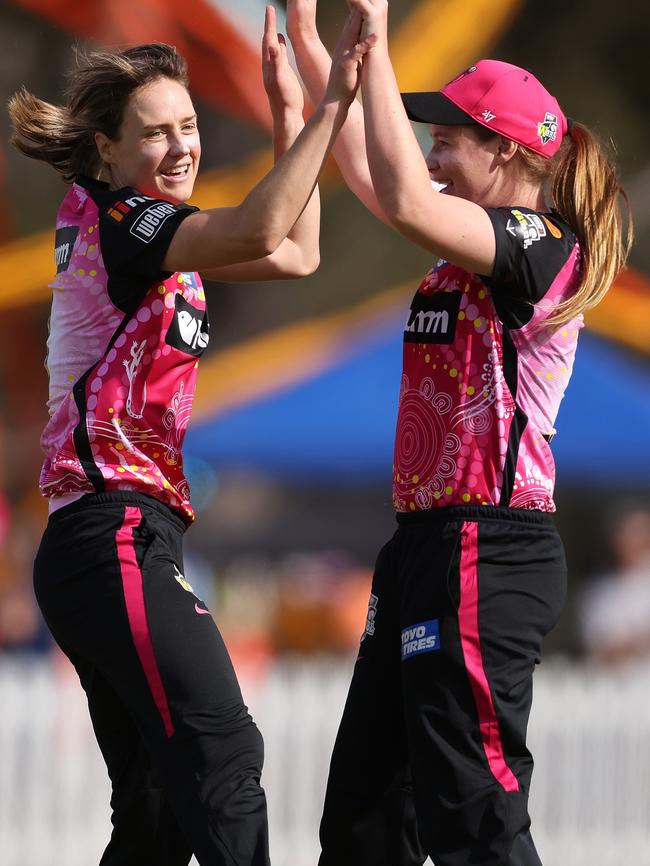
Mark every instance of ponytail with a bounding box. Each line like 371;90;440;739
518;123;634;326
8;87;98;183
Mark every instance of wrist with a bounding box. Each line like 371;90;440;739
287;26;320;49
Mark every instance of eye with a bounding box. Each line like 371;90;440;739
146;129;165;139
182;122;197;133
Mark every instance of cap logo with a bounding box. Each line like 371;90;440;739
482;110;496;123
538;112;559;146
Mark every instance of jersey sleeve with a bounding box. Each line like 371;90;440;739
98;188;198;282
483;207;577;326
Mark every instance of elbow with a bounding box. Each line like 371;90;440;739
284;250;321;280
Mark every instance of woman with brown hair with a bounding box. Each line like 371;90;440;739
287;1;633;864
9;7;371;865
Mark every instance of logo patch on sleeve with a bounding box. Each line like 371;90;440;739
54;226;79;273
404;290;461;344
130;202;179;243
505;209;548;250
401;619;440;660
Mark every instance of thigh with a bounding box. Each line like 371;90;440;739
319;537;426;866
397;515;564;865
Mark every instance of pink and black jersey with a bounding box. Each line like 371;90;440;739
41;176;207;523
393;207;582;513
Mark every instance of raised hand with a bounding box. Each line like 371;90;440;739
323;8;375;105
262;5;304;117
345;0;388;43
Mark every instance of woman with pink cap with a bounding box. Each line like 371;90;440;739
287;1;632;864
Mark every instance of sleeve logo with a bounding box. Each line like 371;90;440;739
506;209;547;250
54;226;79;273
129;202;179;243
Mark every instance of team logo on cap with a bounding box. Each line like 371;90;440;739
538;112;559;146
482;110;496;123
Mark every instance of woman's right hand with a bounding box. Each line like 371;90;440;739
322;9;374;106
286;0;319;45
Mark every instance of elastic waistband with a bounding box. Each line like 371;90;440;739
395;505;556;527
47;491;188;533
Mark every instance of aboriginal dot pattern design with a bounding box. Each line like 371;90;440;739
41;181;206;523
393;241;582;513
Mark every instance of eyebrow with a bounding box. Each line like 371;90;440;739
142;114;198;131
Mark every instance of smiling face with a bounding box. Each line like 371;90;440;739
425;124;505;206
95;76;200;204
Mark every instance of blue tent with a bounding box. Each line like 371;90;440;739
185;329;650;487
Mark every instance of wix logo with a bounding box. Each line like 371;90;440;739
405;290;461;344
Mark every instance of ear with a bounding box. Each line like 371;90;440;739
94;131;114;165
496;136;518;164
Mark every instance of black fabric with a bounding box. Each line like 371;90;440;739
77;176;198;311
401;91;476;126
34;492;270;866
483;207;577;329
319;509;566;866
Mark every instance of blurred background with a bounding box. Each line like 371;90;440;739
0;0;649;864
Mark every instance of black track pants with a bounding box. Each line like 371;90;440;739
319;505;567;866
34;492;270;866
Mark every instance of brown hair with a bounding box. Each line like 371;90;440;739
474;122;633;326
8;43;189;183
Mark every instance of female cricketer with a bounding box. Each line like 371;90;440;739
287;0;633;864
8;8;371;865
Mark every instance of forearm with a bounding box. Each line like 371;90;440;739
234;99;346;256
291;32;385;220
360;47;431;225
272;107;320;270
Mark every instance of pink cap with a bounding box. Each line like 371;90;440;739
402;60;568;158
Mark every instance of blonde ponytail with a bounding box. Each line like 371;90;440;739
518;123;633;326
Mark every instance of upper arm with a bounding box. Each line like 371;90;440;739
162;207;276;274
484;208;578;324
389;191;497;275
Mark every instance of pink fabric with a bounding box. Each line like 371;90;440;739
41;183;205;522
442;60;568;158
458;520;519;793
116;506;175;738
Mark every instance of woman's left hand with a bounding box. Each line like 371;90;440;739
263;5;305;117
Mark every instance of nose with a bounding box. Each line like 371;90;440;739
168;134;191;157
425;147;438;172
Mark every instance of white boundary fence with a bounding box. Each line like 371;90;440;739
1;656;650;866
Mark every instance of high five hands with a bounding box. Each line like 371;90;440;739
263;6;305;117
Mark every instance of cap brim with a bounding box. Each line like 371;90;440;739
401;92;476;125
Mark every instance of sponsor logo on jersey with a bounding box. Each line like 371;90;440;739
53;226;79;273
401;619;440;660
537;112;559;147
405;289;461;344
130;202;178;243
362;592;379;641
506;209;548;250
165;294;210;357
173;564;194;593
